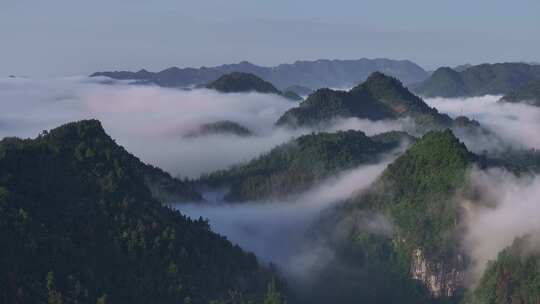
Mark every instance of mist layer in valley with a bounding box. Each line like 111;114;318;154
0;77;406;178
3;76;540;302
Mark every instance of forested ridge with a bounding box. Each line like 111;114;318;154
0;120;284;304
198;130;412;202
276;72;458;130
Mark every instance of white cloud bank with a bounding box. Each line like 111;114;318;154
462;168;540;283
174;161;392;280
426;95;540;150
0;76;406;178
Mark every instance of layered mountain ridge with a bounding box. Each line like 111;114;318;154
415;63;540;98
91;58;429;90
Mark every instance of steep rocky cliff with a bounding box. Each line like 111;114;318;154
410;248;466;297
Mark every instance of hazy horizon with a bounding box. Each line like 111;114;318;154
2;0;539;77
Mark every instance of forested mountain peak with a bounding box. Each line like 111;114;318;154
206;72;282;94
198;129;411;201
0;119;283;303
276;72;452;129
415;63;540;98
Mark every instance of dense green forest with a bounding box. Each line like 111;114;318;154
0;120;285;304
500;80;540;106
198;130;413;201
355;130;475;258
415;63;540;98
290;130;476;303
276;72;463;131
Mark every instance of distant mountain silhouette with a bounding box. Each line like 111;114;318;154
91;58;429;90
415;63;540;97
499;79;540;106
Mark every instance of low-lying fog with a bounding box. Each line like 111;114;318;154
2;76;540;289
0;77;401;178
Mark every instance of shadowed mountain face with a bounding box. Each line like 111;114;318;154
499;79;540;106
198;130;413;202
276;72;453;130
0;120;283;304
206;72;282;94
415;63;540;98
91;58;429;90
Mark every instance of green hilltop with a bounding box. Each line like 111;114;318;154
207;72;304;101
207;72;282;95
298;130;476;303
0;120;284;304
276;72;455;130
198;130;413;202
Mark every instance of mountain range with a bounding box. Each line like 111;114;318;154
415;63;540;98
199;130;412;202
91;58;429;90
2;119;539;304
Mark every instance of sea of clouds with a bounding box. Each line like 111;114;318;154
3;76;540;290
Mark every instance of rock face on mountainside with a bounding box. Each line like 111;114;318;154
276;72;454;130
198;130;413;202
361;130;474;298
91;58;429;89
415;63;540;98
499;79;540;106
315;131;477;302
410;248;466;297
0;120;284;304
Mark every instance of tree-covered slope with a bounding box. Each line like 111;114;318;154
0;120;282;304
499;80;540;106
324;130;477;300
293;130;476;304
206;72;282;95
366;130;474;257
199;130;413;202
276;72;453;129
415;63;540;98
414;67;470;98
469;235;540;304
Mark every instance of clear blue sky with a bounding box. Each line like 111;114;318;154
1;0;539;76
